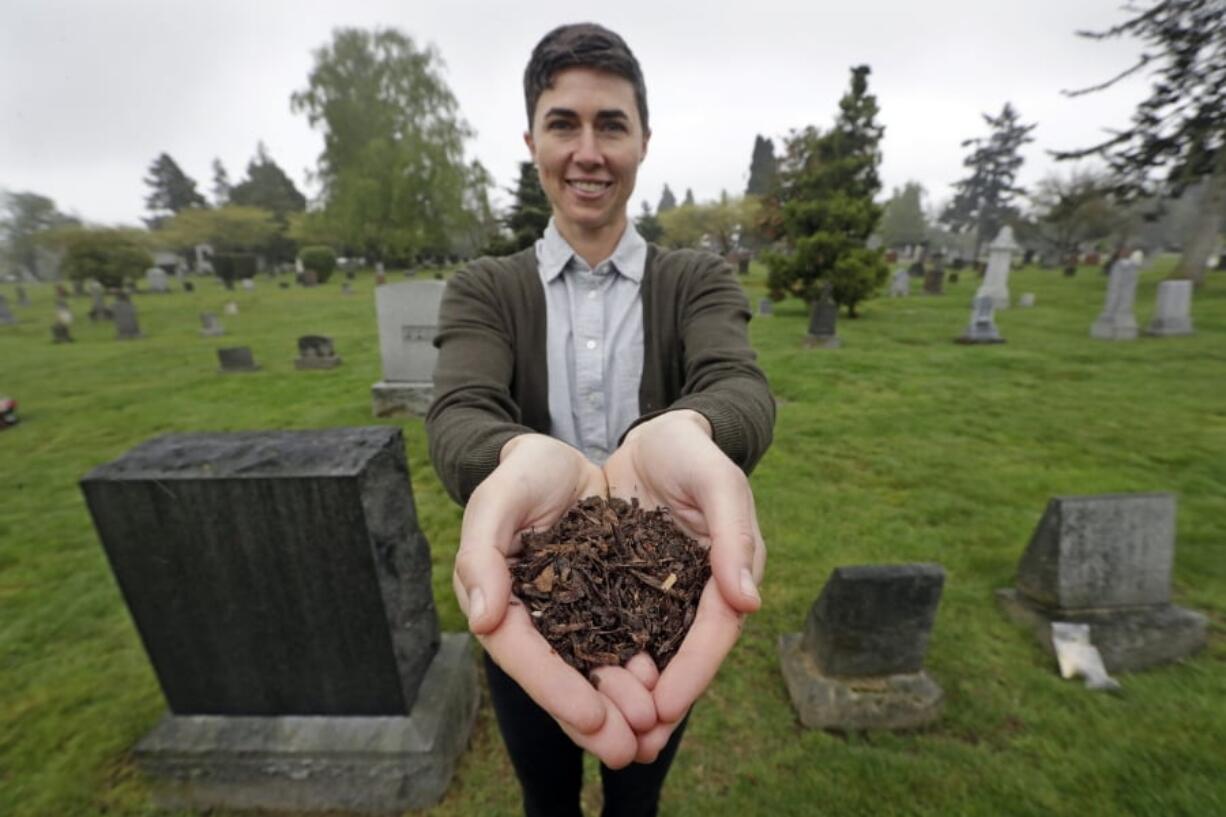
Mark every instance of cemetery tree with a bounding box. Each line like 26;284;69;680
144;153;207;226
636;200;664;243
762;65;889;318
0;191;78;279
657;184;678;213
683;188;696;207
878;182;929;249
211;159;231;206
60;228;153;289
163;206;279;281
228;143;308;262
746;135;779;196
940;103;1036;261
657;201;706;249
291;27;485;263
504;161;551;251
1029;169;1120;264
1053;1;1226;286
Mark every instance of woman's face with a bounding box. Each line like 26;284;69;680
525;67;649;241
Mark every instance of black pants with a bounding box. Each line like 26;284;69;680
484;653;688;817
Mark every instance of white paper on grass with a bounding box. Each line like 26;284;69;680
1051;622;1121;691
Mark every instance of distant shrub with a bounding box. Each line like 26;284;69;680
61;229;152;290
212;253;258;284
300;246;337;283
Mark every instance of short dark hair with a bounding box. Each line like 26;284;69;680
523;23;649;132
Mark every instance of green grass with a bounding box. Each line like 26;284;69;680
1;262;1223;816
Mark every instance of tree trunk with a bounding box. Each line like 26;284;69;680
1173;158;1226;287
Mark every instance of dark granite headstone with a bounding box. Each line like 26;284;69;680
279;281;290;289
217;346;260;372
183;280;195;293
112;296;141;339
738;256;750;275
996;494;1207;672
805;286;840;349
80;428;476;811
0;295;15;326
922;266;944;295
346;270;357;281
948;272;959;285
1217;254;1226;272
803;564;945;677
294;334;342;369
52;321;73;343
780;563;946;730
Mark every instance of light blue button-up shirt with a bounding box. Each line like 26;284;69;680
536;219;646;465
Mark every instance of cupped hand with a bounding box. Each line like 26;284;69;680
602;410;766;751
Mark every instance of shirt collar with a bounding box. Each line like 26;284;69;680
537;218;647;284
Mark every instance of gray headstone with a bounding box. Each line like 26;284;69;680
147;267;170;293
976;225;1018;309
89;292;112;322
241;278;255;291
217;346;259;372
80;428;475;812
1018;292;1036;308
52;321;73;343
996;493;1207;672
805;295;840;349
779;564;946;730
223;301;239;316
922;266;944;295
0;295;15;326
1145;279;1193;336
199;313;224;337
372;281;446;417
112;297;142;339
758;297;774;317
1090;258;1140;340
889;267;910;297
802;564;945;677
295;335;342;369
341;282;354;295
956;296;1004;344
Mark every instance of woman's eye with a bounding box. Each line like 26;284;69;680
547;120;574;130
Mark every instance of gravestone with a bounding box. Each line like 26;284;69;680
294;257;305;275
52;322;73;343
948;271;960;285
1017;292;1036;308
89;292;113;322
16;285;29;306
996;494;1207;672
294;335;342;369
241;278;255;291
922;266;944;295
889;267;910;297
183;280;195;293
372;281;446;417
112;296;142;339
1145;280;1193;336
737;255;750;276
976;226;1019;309
79;428;477;813
279;282;290;290
376;261;385;277
199;313;224;337
55;299;73;326
375;270;388;286
341;282;354;296
758;297;774;317
147;267;170;293
0;295;15;326
805;285;841;349
1090;254;1141;340
346;270;357;281
302;270;318;287
779;564;945;730
955;296;1004;344
217;347;260;373
223;301;239;317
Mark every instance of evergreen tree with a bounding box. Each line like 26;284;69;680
1053;0;1226;285
505;161;551;250
683;188;696;207
657;184;677;213
211;158;231;206
144;153;206;225
878;182;928;248
763;65;888;318
229;143;307;220
746;135;779;196
940;103;1036;260
636;200;664;243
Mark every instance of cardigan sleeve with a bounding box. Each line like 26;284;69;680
628;253;776;475
425;261;535;505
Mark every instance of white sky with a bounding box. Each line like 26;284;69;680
0;0;1153;226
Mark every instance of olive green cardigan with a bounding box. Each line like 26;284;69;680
426;245;775;505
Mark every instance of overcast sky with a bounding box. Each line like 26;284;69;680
1;0;1153;227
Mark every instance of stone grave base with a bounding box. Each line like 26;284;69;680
218;364;260;373
1144;319;1193;337
803;335;841;350
995;588;1207;672
135;633;478;815
778;633;943;731
1090;320;1138;340
955;334;1005;345
372;381;433;417
294;356;343;370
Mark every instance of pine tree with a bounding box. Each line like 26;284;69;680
144;153;207;224
878;182;928;248
746;135;779;196
940;103;1036;260
1053;0;1226;285
763;65;888;318
229;143;307;220
504;161;551;250
211;159;231;206
683;188;696;207
636;200;664;242
657;184;677;213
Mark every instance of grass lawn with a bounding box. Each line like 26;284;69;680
1;260;1223;816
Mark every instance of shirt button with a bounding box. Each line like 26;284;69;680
585;340;597;350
